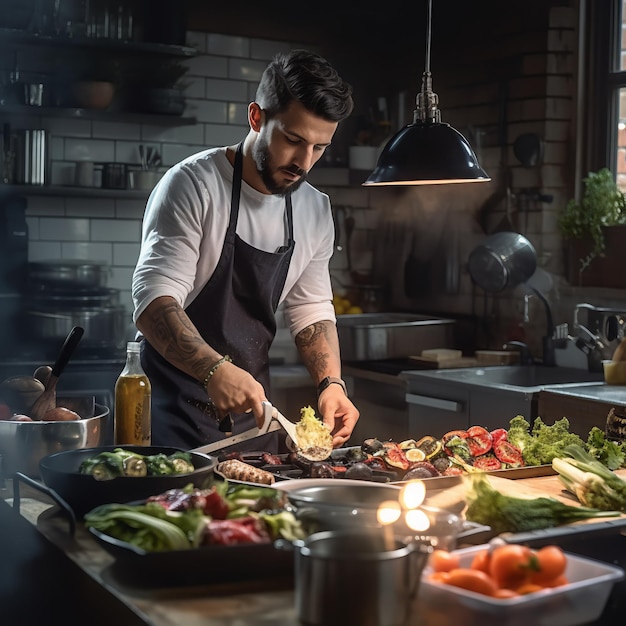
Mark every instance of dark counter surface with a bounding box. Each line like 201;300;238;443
2;470;626;625
0;495;147;625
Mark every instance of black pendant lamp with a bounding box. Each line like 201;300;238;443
363;0;490;186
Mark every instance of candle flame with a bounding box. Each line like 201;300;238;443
399;480;426;509
377;500;402;525
405;508;430;532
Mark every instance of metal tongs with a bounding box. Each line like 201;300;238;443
192;401;294;455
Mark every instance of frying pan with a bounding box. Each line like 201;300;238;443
15;445;217;520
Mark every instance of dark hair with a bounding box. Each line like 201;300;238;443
255;49;354;122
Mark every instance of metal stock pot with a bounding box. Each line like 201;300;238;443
24;307;126;347
28;260;110;288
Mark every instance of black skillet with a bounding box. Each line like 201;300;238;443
14;445;217;522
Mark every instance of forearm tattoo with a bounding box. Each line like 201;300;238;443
147;299;216;381
295;321;333;378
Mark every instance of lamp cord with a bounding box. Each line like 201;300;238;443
425;0;432;74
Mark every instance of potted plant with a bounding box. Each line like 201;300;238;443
559;168;626;287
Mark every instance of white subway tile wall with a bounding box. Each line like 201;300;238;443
23;33;354;327
19;11;614;356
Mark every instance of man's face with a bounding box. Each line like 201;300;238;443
252;101;338;196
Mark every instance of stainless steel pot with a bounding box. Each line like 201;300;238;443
277;530;431;626
0;403;109;477
468;231;537;292
28;286;120;309
28;260;110;288
25;306;126;348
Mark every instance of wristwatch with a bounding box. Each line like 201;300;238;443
317;376;348;398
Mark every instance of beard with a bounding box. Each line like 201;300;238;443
252;136;307;196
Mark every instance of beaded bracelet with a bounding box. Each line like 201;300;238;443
202;355;232;389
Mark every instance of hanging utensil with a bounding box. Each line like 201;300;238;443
29;326;84;420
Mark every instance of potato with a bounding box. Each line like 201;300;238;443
0;376;45;414
11;414;34;422
43;407;81;421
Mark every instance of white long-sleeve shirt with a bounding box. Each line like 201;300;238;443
132;147;336;339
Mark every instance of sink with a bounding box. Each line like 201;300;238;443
401;365;606;436
402;365;604;391
456;365;603;389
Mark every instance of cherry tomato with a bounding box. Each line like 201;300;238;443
445;568;498;596
530;545;567;585
490;428;508;444
429;549;460;573
465;426;493;456
493;440;525;467
472;454;502;471
470;549;491;574
489;544;534;589
515;582;545;595
543;574;569;588
492;588;519;599
428;571;451;583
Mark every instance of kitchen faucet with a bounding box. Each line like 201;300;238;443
502;286;556;366
528;285;556;366
502;340;535;365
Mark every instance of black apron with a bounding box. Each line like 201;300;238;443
141;143;295;452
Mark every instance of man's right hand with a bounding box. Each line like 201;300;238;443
206;361;267;429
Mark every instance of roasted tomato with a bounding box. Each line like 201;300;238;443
465;426;493;456
472;453;502;471
383;447;410;471
493;440;524;467
490;428;508;444
363;456;388;471
441;430;467;446
443;465;464;476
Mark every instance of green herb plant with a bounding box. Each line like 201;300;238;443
558;168;626;273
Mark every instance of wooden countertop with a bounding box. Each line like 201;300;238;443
4;470;626;625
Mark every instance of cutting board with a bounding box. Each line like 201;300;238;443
425;471;626;528
409;356;479;369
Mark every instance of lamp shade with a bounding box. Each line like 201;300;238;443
363;120;491;186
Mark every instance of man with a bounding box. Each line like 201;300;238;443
132;49;359;452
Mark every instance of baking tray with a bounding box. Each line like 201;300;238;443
215;449;556;488
89;526;294;588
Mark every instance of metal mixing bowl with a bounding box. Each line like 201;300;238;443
0;403;109;478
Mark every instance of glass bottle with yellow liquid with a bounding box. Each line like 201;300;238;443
114;341;151;445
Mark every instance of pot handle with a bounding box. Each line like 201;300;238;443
406;540;433;600
274;537;304;552
13;471;76;537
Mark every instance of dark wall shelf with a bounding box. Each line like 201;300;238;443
0;183;150;200
0;103;196;125
0;28;197;57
